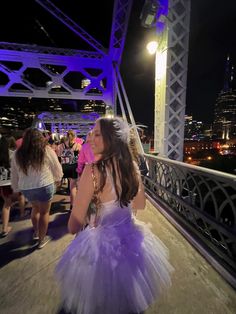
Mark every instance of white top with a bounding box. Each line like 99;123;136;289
11;145;63;192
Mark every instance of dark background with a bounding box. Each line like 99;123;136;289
1;0;236;130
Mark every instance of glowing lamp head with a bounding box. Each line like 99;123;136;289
146;41;158;54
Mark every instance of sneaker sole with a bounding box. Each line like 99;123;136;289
38;237;51;249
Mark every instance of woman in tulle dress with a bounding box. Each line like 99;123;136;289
56;117;173;314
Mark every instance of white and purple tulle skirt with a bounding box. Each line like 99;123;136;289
56;204;173;314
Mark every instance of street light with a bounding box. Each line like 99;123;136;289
146;40;168;79
146;41;158;55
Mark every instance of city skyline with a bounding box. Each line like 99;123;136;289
0;1;236;130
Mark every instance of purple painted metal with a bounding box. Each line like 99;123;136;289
35;0;107;56
108;0;133;65
0;0;135;112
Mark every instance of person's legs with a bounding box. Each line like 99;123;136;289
22;184;54;247
38;200;52;242
1;196;12;234
69;178;77;209
30;201;40;238
18;193;26;218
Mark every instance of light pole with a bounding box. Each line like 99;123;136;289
146;28;168;156
144;0;190;161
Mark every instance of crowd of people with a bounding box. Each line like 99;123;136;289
0;117;173;313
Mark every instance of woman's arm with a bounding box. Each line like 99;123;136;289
68;164;95;234
77;145;86;176
47;146;63;183
10;153;19;192
131;170;146;211
56;143;64;158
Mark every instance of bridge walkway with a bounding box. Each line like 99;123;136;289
0;192;235;314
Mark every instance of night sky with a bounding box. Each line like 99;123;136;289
1;0;236;130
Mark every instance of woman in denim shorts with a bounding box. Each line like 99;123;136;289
11;128;63;249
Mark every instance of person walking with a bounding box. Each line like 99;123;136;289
56;117;173;314
8;136;27;219
11;128;63;248
77;131;101;177
0;136;25;236
57;130;81;209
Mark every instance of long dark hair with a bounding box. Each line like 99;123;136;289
8;136;16;150
0;136;10;168
96;117;139;207
16;128;47;175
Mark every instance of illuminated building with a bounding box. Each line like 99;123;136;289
184;115;205;140
213;55;236;140
80;79;107;114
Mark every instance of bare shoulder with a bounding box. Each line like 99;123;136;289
82;163;98;177
45;145;53;154
85;161;98;168
82;163;92;175
46;145;57;155
84;162;101;184
133;160;139;170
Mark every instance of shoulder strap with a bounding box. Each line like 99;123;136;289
91;163;100;209
91;163;98;193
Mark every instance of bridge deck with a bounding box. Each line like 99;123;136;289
0;193;235;314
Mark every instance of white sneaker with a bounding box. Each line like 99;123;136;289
33;232;39;241
38;236;51;249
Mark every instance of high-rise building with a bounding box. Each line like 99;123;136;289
213;55;236;140
80;79;107;115
184;115;204;139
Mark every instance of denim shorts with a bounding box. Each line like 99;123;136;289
21;183;55;202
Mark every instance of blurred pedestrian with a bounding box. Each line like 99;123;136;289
77;132;96;177
11;128;63;248
7;136;27;219
0;137;24;236
57;130;81;209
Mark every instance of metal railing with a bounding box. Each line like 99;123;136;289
143;153;236;287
